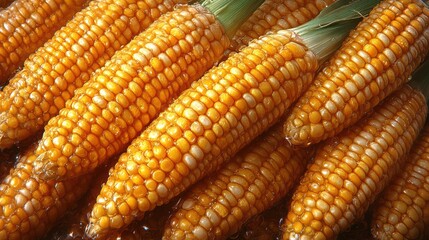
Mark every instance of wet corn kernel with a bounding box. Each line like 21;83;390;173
87;29;318;238
0;142;91;239
230;0;335;51
163;123;310;239
0;0;88;84
32;4;230;180
371;122;429;240
284;0;429;146
282;85;427;239
0;0;182;149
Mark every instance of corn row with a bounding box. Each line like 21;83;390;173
32;4;230;180
163;123;310;240
0;0;182;149
0;0;88;84
284;0;429;146
87;29;319;238
230;0;335;51
370;122;429;240
0;144;91;240
282;85;428;240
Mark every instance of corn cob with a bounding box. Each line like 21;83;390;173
0;0;88;84
87;20;317;240
87;0;377;237
282;84;428;240
369;59;429;239
0;0;184;149
31;0;266;181
370;121;429;240
283;0;429;146
0;143;92;240
163;123;310;240
230;0;336;51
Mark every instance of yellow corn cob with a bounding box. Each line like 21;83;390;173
163;123;310;240
0;143;91;240
32;3;232;180
87;27;319;238
0;0;183;149
230;0;336;51
0;0;88;84
86;0;377;235
370;122;429;240
282;84;428;240
284;0;429;146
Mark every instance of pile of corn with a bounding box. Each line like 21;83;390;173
1;0;429;239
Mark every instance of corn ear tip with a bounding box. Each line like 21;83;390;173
85;221;100;239
32;154;59;180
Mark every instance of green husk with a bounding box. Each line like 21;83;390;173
199;0;265;39
410;60;429;103
292;0;380;63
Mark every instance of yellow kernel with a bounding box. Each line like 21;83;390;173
152;170;166;183
138;165;151;179
160;159;174;172
153;145;166;159
167;147;182;163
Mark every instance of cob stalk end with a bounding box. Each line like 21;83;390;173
200;0;265;38
292;0;379;63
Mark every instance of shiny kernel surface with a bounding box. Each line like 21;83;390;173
282;85;428;240
33;4;230;180
0;0;87;84
284;0;429;146
230;0;335;51
88;29;318;238
0;0;181;148
0;143;91;239
371;122;429;240
163;123;310;240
